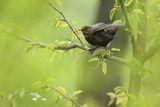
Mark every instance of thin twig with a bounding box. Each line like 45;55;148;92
107;56;132;67
55;43;88;51
48;2;85;46
15;35;132;68
48;86;82;107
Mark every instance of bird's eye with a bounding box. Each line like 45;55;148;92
85;30;88;34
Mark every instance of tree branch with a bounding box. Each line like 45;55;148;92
15;35;132;68
48;86;82;107
48;2;85;46
107;55;132;67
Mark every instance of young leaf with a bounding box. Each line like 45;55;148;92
111;48;120;52
88;57;99;62
19;90;26;98
102;62;107;75
107;92;116;97
113;20;124;25
125;0;133;7
115;0;118;6
32;97;38;101
57;87;66;94
92;48;107;57
109;8;117;20
8;94;14;100
73;90;83;96
55;20;68;28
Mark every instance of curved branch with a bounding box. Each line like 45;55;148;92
48;86;83;107
48;2;85;46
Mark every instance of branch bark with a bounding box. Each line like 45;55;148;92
15;35;132;68
48;86;83;107
48;2;85;46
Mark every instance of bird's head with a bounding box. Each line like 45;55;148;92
80;26;92;38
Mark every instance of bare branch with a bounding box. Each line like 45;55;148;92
48;2;85;46
48;86;83;107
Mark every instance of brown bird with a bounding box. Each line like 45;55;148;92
81;23;124;47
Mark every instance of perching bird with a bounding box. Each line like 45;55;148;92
81;23;123;47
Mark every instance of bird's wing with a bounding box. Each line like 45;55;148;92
93;24;114;39
93;23;123;31
92;23;109;31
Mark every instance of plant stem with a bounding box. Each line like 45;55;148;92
49;86;82;107
48;2;85;47
118;0;143;107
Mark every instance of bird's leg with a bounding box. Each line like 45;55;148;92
88;46;99;51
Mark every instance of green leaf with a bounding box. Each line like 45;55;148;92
55;20;68;28
32;97;38;101
88;57;99;62
92;48;107;57
125;0;133;7
55;97;62;105
73;90;83;96
115;0;118;5
8;94;14;100
107;92;116;97
57;87;66;94
102;62;107;75
114;86;126;95
109;8;117;20
19;90;26;98
113;20;124;25
111;48;120;52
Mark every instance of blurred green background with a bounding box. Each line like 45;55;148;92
0;0;160;107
